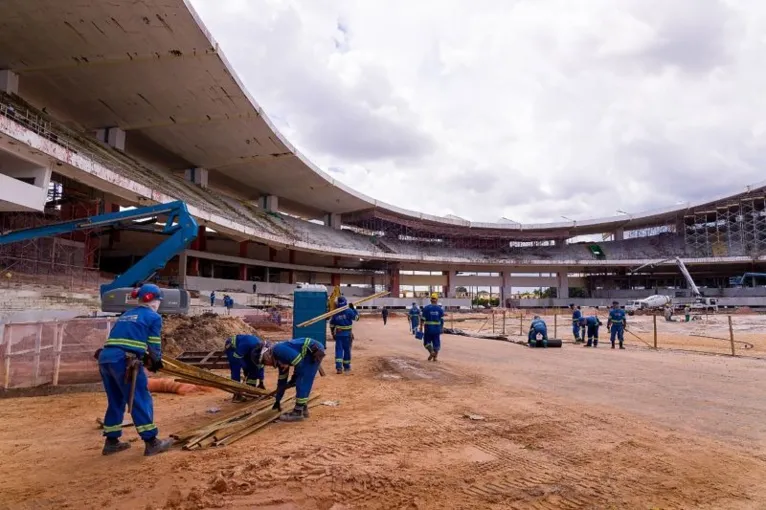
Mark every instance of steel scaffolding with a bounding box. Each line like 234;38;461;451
683;196;766;258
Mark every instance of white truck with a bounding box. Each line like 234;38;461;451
624;294;672;315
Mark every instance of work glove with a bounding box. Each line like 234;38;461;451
272;400;282;412
143;353;163;373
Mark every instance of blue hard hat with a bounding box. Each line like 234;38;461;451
337;296;347;307
134;283;163;303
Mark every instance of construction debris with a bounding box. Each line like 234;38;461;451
162;313;257;356
442;328;509;341
159;357;271;398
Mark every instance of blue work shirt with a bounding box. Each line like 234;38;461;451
530;318;547;333
100;306;162;362
408;306;420;322
572;309;582;323
226;334;264;380
421;304;444;334
581;316;600;327
272;338;325;401
329;308;358;338
608;308;626;326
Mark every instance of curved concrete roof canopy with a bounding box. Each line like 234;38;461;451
0;0;764;237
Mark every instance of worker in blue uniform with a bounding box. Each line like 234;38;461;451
224;334;266;401
420;293;444;361
570;304;584;343
97;283;173;457
528;315;548;347
261;338;325;422
408;302;420;335
608;301;627;349
209;291;216;307
579;316;602;348
329;296;358;374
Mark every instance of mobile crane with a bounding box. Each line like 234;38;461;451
0;201;198;314
628;257;718;313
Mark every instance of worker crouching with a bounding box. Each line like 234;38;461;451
97;283;173;457
261;338;326;422
528;315;548;348
329;296;358;374
579;316;602;348
224;334;267;402
420;293;444;361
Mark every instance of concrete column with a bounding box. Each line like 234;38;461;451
269;248;277;262
501;271;512;306
387;263;401;298
95;127;126;151
331;274;341;287
177;251;188;287
184;167;209;188
289;250;296;265
0;70;19;95
260;195;279;212
444;270;457;298
614;227;625;241
556;270;569;299
289;271;297;284
238;241;248;280
324;213;342;230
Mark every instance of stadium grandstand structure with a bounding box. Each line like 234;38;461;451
0;0;764;308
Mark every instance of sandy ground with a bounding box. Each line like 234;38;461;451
3;316;766;509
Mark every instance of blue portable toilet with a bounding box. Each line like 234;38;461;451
292;285;329;347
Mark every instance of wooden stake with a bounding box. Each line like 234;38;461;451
3;324;11;390
553;314;557;339
519;313;523;336
728;315;736;356
52;323;63;386
32;323;42;387
653;314;658;349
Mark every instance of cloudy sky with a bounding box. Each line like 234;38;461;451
189;0;766;223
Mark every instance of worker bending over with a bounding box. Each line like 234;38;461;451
329;296;358;374
261;338;325;422
408;302;420;335
224;334;267;401
420;293;444;361
579;316;602;348
570;304;584;343
528;315;548;348
607;301;627;349
97;283;173;457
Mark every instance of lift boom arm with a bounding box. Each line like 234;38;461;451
0;201;198;297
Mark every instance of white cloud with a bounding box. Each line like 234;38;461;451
189;0;766;223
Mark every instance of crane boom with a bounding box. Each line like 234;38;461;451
674;257;701;297
0;201;198;313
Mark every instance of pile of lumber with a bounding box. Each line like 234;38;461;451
172;395;320;449
159;357;271;398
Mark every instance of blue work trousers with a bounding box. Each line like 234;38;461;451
610;324;625;345
410;318;419;334
226;351;264;384
335;334;352;372
99;357;157;441
528;328;548;342
586;325;600;346
294;358;321;407
573;322;582;340
424;331;441;352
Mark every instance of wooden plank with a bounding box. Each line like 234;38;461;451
32;323;43;386
3;324;11;390
52;324;63;386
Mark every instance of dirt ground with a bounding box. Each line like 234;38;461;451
3;316;766;509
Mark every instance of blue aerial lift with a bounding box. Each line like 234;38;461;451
0;200;198;314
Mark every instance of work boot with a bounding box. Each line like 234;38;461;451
619;344;625;350
102;437;131;456
232;393;247;403
433;351;439;362
593;341;598;348
611;343;615;349
585;342;592;348
280;407;305;422
302;406;310;418
144;437;173;457
257;380;266;390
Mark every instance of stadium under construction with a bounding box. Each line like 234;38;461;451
0;0;764;310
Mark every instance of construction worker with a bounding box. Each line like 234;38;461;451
381;306;389;325
408;302;420;335
209;290;216;307
97;283;173;457
664;305;674;322
420;293;444;361
607;301;627;349
528;315;549;347
329;296;358;374
261;338;325;422
579;316;602;348
570;304;583;342
224;334;266;401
